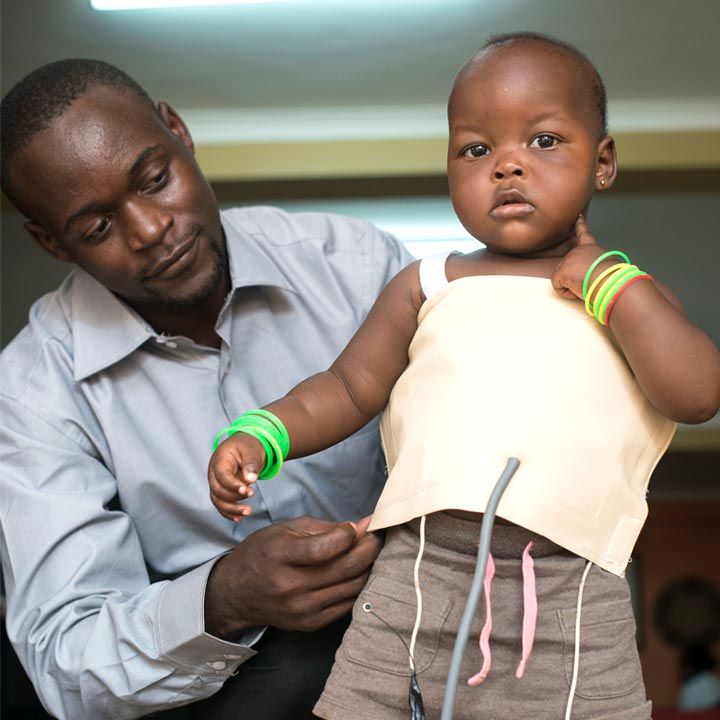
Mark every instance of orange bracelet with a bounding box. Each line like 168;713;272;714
603;274;654;325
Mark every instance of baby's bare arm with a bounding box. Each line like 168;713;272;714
265;261;424;457
553;218;720;423
209;261;424;514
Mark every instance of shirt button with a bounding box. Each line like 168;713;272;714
207;661;226;670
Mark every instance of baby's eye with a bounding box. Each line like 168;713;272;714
530;134;559;149
463;144;490;158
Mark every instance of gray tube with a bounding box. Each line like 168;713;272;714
440;457;521;720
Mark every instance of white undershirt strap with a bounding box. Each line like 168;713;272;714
419;251;456;301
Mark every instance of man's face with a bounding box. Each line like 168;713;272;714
447;44;606;257
12;85;227;309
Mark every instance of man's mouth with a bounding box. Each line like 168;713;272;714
489;189;535;220
145;233;199;280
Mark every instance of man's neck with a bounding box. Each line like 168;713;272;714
129;278;231;349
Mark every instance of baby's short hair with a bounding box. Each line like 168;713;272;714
459;31;608;138
1;59;156;207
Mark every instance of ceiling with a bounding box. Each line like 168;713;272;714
2;0;720;145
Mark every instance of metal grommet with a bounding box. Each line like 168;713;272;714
362;602;373;612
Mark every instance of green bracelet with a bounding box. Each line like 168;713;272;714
238;409;290;458
596;269;647;325
212;409;290;480
595;267;645;324
582;250;631;300
592;265;638;319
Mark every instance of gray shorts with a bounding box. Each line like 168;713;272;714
314;513;651;720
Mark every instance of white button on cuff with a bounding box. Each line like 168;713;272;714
207;661;226;670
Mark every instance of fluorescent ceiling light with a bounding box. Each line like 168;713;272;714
91;0;288;9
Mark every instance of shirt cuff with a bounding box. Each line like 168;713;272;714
155;558;265;676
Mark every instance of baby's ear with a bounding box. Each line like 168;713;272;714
595;136;618;191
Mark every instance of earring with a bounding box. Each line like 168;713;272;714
599;178;606;187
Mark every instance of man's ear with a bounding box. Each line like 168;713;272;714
24;221;73;263
157;101;195;154
595;136;618;191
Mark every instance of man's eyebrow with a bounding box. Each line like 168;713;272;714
64;201;108;232
129;144;162;179
64;145;162;231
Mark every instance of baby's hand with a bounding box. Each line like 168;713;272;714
208;433;265;522
551;216;608;300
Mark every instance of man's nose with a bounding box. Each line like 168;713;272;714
125;200;173;251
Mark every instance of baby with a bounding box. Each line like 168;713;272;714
208;32;720;720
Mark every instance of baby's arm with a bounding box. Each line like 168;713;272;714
209;261;425;520
552;217;720;423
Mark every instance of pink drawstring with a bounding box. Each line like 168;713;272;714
516;541;537;678
467;541;538;686
467;553;495;686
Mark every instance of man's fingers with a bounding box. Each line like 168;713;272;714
352;514;373;539
575;215;596;245
286;533;383;595
284;521;361;566
271;570;374;632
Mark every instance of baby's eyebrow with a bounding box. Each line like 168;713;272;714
450;123;486;133
526;110;564;123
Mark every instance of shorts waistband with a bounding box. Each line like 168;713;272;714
405;512;569;558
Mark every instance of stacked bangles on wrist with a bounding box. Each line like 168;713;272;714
212;409;290;480
582;251;653;326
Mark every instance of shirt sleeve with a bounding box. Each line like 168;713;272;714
0;394;260;720
362;220;415;310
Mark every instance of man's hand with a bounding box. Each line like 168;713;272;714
204;516;382;639
551;215;609;300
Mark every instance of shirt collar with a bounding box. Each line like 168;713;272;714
71;209;295;381
222;209;296;294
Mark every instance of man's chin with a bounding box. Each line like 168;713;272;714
144;238;228;309
141;272;224;309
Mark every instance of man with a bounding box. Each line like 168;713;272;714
0;59;411;719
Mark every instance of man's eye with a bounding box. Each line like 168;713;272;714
86;216;112;241
463;144;490;158
530;134;558;149
144;169;168;191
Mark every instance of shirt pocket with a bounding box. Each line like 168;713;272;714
342;573;452;676
558;597;643;699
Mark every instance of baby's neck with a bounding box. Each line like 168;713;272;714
450;249;561;281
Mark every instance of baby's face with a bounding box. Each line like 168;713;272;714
447;43;606;257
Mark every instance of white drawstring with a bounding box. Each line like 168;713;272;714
564;561;593;720
409;515;427;670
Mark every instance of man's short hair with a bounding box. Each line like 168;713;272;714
1;59;156;208
458;31;608;138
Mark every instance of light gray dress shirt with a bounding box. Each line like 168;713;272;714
0;206;412;720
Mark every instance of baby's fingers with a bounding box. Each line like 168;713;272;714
208;467;255;504
574;215;596;245
211;493;254;522
212;448;260;491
